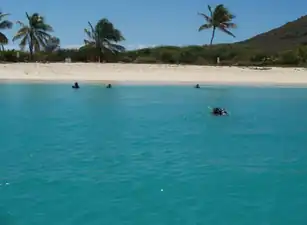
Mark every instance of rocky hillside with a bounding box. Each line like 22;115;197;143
238;15;307;52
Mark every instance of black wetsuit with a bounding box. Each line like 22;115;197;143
72;82;79;89
212;107;228;116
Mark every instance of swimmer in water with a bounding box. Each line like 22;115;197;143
72;82;80;89
195;84;200;88
106;84;112;88
212;107;228;116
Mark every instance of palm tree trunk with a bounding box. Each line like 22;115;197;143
29;34;34;61
97;47;101;63
210;27;216;45
29;44;33;60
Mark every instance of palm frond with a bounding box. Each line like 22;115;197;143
31;31;46;52
36;30;52;39
198;23;212;31
221;22;237;28
198;12;211;23
213;4;235;23
113;29;125;42
16;20;26;27
218;27;235;37
12;27;29;41
25;12;31;21
105;29;124;42
36;34;48;49
33;38;41;52
84;28;93;40
226;13;236;20
45;36;60;52
0;20;13;29
19;36;28;50
37;23;53;32
88;22;95;34
0;12;13;30
84;39;95;46
0;13;10;20
207;5;213;18
109;43;125;52
213;5;226;20
0;32;9;44
45;24;53;32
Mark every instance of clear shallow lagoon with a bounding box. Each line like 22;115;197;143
1;84;307;225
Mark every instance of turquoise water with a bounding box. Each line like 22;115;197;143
1;84;307;225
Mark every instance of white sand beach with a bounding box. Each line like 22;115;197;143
0;63;307;86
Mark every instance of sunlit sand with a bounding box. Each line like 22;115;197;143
0;63;306;86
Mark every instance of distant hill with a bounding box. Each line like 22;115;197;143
238;15;307;52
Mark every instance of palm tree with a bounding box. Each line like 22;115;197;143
0;12;13;50
198;4;236;45
12;12;53;59
84;18;125;62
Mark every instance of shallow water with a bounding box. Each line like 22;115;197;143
1;84;307;225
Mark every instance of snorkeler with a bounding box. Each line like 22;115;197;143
72;82;80;89
212;107;228;116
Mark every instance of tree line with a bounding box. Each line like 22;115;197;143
0;11;126;61
1;6;307;66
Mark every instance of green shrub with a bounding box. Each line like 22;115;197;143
119;56;133;63
134;56;158;64
297;46;307;63
0;44;306;67
278;50;300;65
250;52;269;62
194;57;209;65
0;50;28;62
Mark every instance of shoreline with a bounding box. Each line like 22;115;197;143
0;63;307;87
1;79;307;88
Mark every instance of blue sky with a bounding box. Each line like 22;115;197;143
2;0;307;49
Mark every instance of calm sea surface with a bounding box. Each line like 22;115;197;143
1;84;307;225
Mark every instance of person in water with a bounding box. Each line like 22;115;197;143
212;107;228;116
106;84;112;88
195;84;200;88
72;82;79;89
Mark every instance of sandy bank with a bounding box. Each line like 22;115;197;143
0;63;306;86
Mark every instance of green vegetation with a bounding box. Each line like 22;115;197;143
84;18;125;62
1;44;306;67
0;6;307;67
44;36;60;53
0;11;13;50
198;4;236;45
12;12;54;59
119;44;307;66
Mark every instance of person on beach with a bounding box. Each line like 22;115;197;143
212;107;228;116
106;84;112;88
72;82;80;89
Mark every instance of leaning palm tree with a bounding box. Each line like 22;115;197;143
198;4;236;45
12;12;53;59
84;18;125;62
0;12;13;50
